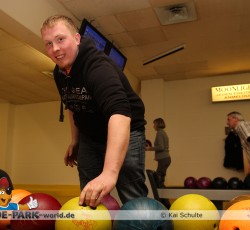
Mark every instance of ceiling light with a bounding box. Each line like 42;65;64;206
143;44;186;65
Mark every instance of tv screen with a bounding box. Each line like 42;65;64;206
79;19;108;52
107;46;127;70
79;19;127;70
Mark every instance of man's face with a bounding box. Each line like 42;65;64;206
41;21;81;70
227;115;238;129
0;188;11;207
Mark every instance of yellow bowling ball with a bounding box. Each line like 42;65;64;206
169;194;220;230
55;197;112;230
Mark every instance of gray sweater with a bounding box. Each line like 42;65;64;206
154;129;170;160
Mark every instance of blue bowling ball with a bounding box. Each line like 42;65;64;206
113;197;173;230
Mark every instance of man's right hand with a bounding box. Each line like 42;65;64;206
64;143;78;167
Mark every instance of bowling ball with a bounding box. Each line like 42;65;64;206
101;194;120;211
113;197;173;230
219;199;250;229
243;173;250;189
11;189;31;203
227;177;243;189
101;194;120;222
0;218;11;230
55;196;111;230
0;219;10;230
211;177;228;189
224;194;250;210
184;177;197;189
11;193;62;230
196;177;212;189
169;194;220;230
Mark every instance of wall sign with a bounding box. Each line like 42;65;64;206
211;83;250;102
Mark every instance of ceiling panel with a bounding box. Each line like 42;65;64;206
0;0;250;104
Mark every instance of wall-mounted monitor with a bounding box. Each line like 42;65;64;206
79;19;127;70
79;19;108;52
107;46;127;70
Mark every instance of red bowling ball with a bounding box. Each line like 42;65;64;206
196;177;212;189
101;194;120;224
184;177;197;189
101;194;120;211
11;193;62;230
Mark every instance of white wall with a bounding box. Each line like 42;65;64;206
10;101;78;185
142;73;249;186
1;72;249;199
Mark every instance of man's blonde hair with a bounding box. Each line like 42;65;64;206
41;15;78;34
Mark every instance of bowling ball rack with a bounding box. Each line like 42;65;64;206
158;187;250;210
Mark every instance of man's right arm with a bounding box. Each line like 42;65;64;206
64;110;79;167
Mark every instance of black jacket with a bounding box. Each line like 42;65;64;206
54;38;146;142
224;131;243;170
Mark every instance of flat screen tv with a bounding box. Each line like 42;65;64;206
79;19;127;70
79;19;108;52
107;46;127;70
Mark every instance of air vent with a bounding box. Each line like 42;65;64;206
154;2;197;25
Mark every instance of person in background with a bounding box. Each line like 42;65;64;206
146;118;171;188
227;111;250;175
40;15;148;208
223;129;244;171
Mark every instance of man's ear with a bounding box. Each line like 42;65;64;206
75;33;81;44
